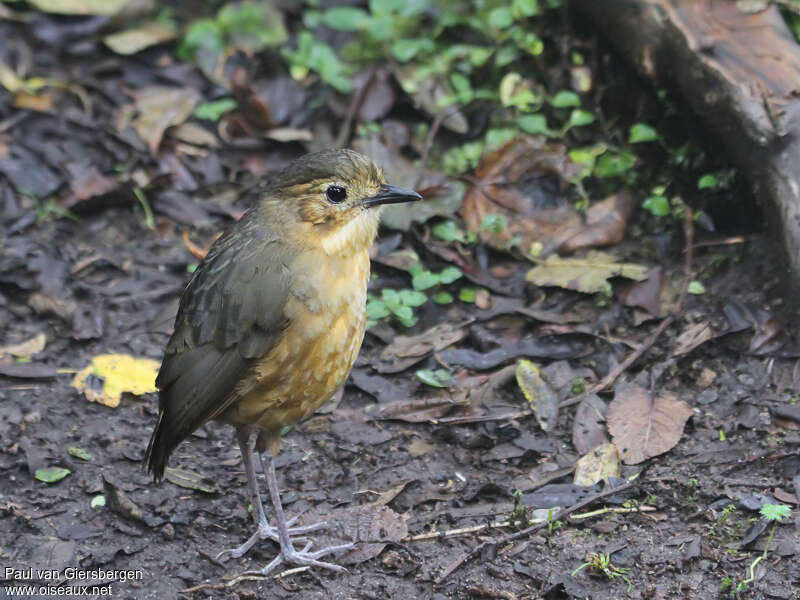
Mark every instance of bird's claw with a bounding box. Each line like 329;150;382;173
244;540;355;577
216;517;327;562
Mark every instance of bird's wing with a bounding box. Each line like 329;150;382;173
146;210;296;477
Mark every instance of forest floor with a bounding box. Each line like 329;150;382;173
1;2;799;599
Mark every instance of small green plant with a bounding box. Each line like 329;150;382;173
507;489;531;530
572;552;631;591
408;263;463;291
728;504;791;595
546;508;562;537
431;220;475;244
415;368;452;388
366;288;427;327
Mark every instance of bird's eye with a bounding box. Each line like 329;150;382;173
326;185;347;204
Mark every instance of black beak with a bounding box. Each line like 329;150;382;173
363;183;422;208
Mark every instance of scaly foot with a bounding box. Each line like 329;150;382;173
244;538;355;576
216;517;328;561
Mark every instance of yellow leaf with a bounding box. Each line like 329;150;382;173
525;251;649;294
71;354;159;407
515;359;559;431
573;442;620;487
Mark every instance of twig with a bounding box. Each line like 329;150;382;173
334;68;375;149
587;203;695;394
434;479;637;584
404;520;518;542
414;104;464;188
569;505;656;520
181;566;310;593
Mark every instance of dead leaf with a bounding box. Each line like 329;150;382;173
375;321;468;373
71;354;159;407
672;321;715;356
168;123;219;148
102;476;144;523
12;92;53;112
299;504;407;566
27;0;129;15
525;251;649;294
371;395;470;423
556;191;637;253
103;21;176;55
573;442;620;486
164;467;218;494
607;386;693;464
515;360;558;431
618;266;665;316
0;333;46;358
572;394;609;455
127;86;200;155
461;135;583;251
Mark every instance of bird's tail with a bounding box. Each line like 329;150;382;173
143;411;170;482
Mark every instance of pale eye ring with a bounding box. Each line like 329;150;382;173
326;185;347;204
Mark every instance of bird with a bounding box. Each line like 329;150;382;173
144;148;421;575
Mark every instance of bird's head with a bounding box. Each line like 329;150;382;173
263;149;421;255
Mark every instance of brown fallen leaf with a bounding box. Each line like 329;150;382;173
103;22;176;55
618;266;665;316
375;321;468;373
460;135;583;251
297;504;408;566
607;386;693;465
127;86;201;155
556;191;637;254
572;394;609;455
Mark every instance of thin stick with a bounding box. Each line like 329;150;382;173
414;105;464;188
181;566;310;593
434;479;637;583
587;204;695;394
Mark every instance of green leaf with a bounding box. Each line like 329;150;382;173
697;174;719;189
416;368;452;387
687;281;706;295
90;494;105;508
458;287;476;302
629;123;658;143
390;38;433;62
567;109;595;127
391;304;415;326
512;0;540;18
432;291;454;304
194;98;237;121
178;19;224;62
450;72;471;97
760;503;791;521
399;289;428;307
407;263;425;277
439;266;463;284
412;270;440;291
382;288;401;306
594;151;635;177
68;447;92;461
642;195;670;217
321;6;370;31
479;213;507;233
35;467;70;483
488;6;513;28
517;114;548;135
366;299;390;319
432;220;467;242
550;90;580;108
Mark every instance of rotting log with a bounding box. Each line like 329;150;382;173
570;0;800;294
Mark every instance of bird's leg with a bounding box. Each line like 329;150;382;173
243;453;354;576
217;428;323;562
